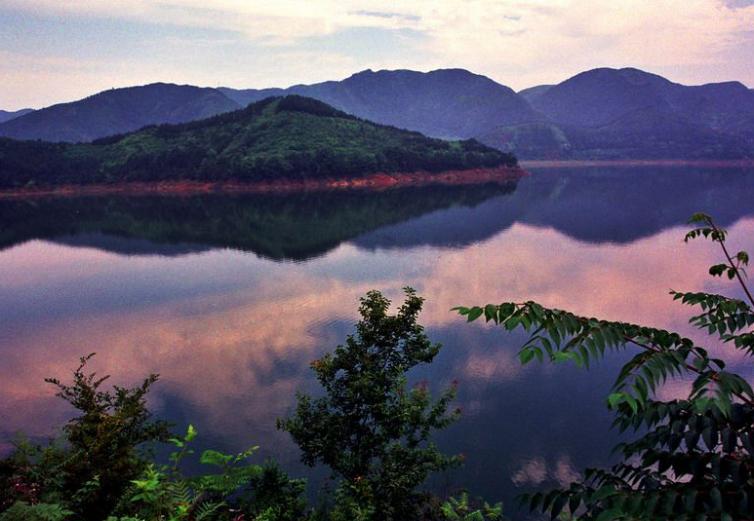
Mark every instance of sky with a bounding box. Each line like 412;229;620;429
1;0;754;110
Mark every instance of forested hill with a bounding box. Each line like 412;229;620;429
0;96;516;189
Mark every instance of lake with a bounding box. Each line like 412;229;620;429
2;165;754;518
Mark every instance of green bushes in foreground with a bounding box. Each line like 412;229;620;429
457;213;754;520
0;291;502;521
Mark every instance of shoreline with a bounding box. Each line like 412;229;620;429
520;159;754;169
0;166;525;199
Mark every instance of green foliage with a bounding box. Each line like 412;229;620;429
0;96;517;188
0;359;308;521
109;423;306;521
0;354;170;520
457;213;754;520
441;493;505;521
123;424;270;521
279;288;461;520
238;462;308;521
0;502;73;521
47;354;171;520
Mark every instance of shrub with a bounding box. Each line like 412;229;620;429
457;213;754;520
279;288;461;520
1;354;170;520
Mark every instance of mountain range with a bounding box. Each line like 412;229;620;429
2;67;753;159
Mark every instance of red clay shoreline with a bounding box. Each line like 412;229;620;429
0;166;526;199
520;159;754;168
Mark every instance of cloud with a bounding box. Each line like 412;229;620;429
2;0;754;108
511;455;581;487
511;457;547;486
350;10;421;22
722;0;754;7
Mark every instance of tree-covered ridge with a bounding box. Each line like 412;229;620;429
0;96;517;189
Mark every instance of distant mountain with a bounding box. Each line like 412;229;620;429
0;84;240;142
515;67;754;158
0;108;33;124
528;68;672;127
517;85;553;103
530;68;754;130
222;68;542;139
0;96;515;188
218;87;285;107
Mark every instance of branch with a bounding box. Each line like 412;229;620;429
707;218;754;309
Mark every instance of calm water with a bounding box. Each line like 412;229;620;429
2;166;754;518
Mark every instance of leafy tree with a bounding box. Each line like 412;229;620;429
279;288;461;520
456;213;754;520
0;354;170;520
1;358;307;521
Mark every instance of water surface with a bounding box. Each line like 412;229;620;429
2;166;754;518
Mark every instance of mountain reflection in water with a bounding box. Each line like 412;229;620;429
1;166;754;519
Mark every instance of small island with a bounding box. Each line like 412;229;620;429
0;95;522;196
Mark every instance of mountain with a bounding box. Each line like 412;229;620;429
222;68;541;139
0;108;34;124
528;68;673;127
0;84;240;142
517;67;754;158
517;85;553;103
218;87;285;106
529;68;754;130
0;96;516;188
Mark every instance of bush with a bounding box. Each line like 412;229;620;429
457;213;754;520
279;288;461;520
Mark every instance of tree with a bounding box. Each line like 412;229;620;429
1;354;171;521
278;288;461;520
456;213;754;520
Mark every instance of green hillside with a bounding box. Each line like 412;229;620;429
0;96;516;188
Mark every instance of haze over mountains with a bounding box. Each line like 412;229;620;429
0;108;33;124
2;67;753;159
